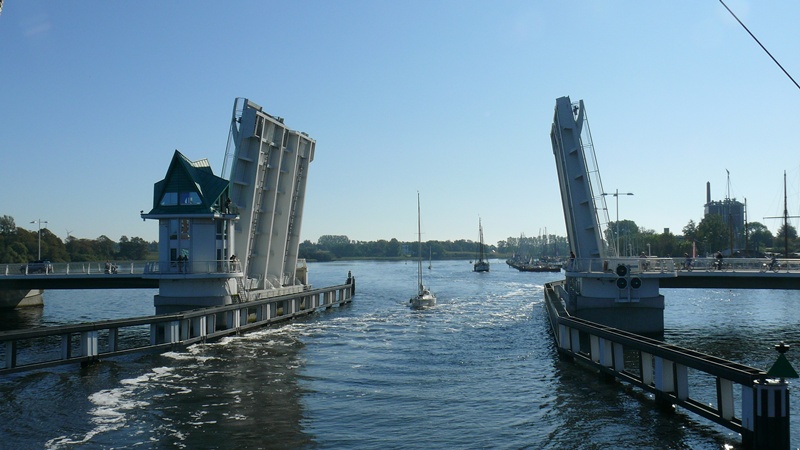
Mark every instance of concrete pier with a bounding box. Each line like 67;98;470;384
0;289;43;309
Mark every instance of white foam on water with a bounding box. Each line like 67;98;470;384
162;350;216;363
44;366;185;448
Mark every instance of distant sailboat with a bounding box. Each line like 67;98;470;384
473;218;490;272
410;192;436;309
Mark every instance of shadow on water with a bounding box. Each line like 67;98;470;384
0;306;43;331
545;354;744;449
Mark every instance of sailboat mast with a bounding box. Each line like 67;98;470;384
478;218;484;261
763;170;798;257
417;192;423;292
784;171;789;258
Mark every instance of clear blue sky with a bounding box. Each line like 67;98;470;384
3;1;800;249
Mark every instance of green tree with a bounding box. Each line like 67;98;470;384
317;235;350;247
66;236;98;261
118;236;149;260
0;215;15;235
0;215;17;262
682;220;697;242
773;223;798;256
697;215;729;255
746;221;772;255
653;229;676;257
41;228;68;262
604;220;639;256
93;235;116;260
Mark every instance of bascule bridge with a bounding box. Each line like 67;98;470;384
550;96;673;334
141;98;315;313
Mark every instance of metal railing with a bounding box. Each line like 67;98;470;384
0;282;354;375
565;257;800;275
2;260;243;276
566;257;677;274
544;280;787;448
672;257;798;273
143;259;242;275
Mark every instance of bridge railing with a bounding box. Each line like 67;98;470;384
0;282;354;375
1;260;244;276
544;281;788;448
142;260;242;275
672;257;798;273
568;257;677;274
567;257;800;274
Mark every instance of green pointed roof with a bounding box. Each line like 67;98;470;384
767;354;799;379
146;150;230;216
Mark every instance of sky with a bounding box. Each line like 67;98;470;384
2;1;800;249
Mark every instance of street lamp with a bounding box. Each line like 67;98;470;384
30;219;48;260
601;189;634;257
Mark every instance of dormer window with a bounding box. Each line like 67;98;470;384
160;192;178;206
160;191;201;206
180;192;201;205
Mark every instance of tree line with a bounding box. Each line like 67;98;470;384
5;210;796;265
299;235;502;262
301;215;798;262
604;216;796;258
0;215;156;264
300;234;571;262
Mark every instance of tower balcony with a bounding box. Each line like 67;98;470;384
142;259;244;279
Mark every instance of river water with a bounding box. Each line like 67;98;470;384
1;259;799;449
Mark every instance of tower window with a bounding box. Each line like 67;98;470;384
160;192;178;206
180;192;201;205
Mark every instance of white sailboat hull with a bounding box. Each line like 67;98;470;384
410;291;436;309
473;261;490;272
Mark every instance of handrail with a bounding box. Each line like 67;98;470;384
1;259;243;276
544;280;777;444
0;282;353;375
565;256;800;274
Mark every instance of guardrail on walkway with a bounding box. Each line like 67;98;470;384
568;257;677;274
673;257;799;273
0;282;353;376
544;280;790;449
2;259;243;276
568;257;799;274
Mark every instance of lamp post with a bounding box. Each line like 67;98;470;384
601;189;634;257
30;219;48;260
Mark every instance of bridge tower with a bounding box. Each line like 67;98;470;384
550;96;670;334
142;150;241;313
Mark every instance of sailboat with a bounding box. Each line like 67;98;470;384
473;218;490;272
410;192;436;309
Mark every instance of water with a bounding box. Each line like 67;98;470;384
1;259;799;449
